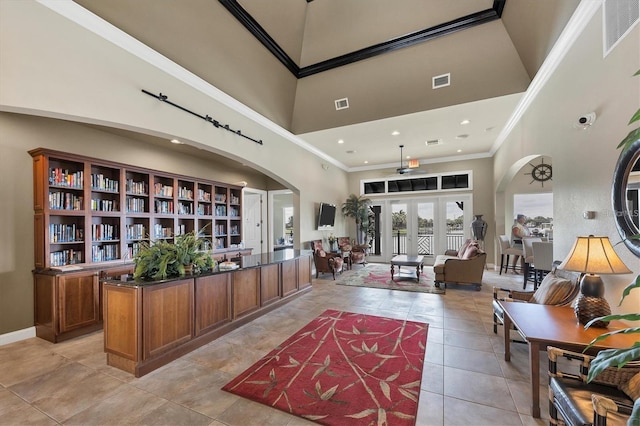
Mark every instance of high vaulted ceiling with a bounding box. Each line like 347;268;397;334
73;0;580;170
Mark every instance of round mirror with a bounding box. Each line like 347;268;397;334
612;138;640;257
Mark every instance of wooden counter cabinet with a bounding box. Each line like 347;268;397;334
102;251;312;377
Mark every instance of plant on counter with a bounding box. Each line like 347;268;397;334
133;229;215;280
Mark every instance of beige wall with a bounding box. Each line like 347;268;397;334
347;157;496;263
492;10;640;314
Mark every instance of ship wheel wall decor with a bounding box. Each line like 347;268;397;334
525;158;552;187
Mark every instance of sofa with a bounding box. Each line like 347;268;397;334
433;239;486;290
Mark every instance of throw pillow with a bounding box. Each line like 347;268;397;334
529;274;576;305
457;239;472;258
462;244;479;259
619;371;640;401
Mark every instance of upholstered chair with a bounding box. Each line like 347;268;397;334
497;235;523;275
311;240;344;279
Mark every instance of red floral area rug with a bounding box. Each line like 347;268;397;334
222;309;428;425
336;263;445;294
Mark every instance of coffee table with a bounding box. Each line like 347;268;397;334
498;301;638;418
390;255;424;282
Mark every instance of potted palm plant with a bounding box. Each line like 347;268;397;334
341;194;371;245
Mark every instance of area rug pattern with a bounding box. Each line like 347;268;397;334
336;263;445;294
222;309;428;425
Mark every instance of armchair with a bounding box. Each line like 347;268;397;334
433;240;486;290
311;240;344;280
337;237;367;268
548;346;639;426
492;262;580;334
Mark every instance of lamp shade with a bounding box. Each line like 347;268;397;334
558;235;632;275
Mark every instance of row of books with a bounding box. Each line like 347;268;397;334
214;224;226;236
91;198;118;212
91;244;118;262
91;174;119;192
215;205;227;216
49;167;83;188
154;182;173;197
126;243;143;259
229;207;239;217
126;197;146;213
50;223;83;243
177;202;193;215
50;249;82;266
197;204;212;215
154;200;174;214
153;224;172;239
197;189;211;202
126;224;146;240
49;191;83;210
91;223;117;241
214;193;226;202
126;179;147;195
177;186;193;200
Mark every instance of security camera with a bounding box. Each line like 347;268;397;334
576;112;596;128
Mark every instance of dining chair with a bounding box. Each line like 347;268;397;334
522;237;542;289
497;235;523;275
532;241;553;289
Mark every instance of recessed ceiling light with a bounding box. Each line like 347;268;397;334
391;130;400;136
457;149;462;153
170;139;183;144
338;139;344;144
456;134;469;139
460;119;470;125
364;160;368;164
406;155;411;159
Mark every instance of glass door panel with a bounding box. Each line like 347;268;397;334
445;200;466;251
391;202;407;255
417;202;435;256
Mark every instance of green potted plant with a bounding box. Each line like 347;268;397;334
133;228;215;280
341;194;371;245
584;69;640;424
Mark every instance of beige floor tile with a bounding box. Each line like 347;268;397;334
0;267;550;425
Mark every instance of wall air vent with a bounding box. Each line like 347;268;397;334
425;139;442;146
603;0;639;57
334;98;349;110
432;73;450;89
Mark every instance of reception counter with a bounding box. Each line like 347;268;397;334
102;250;312;377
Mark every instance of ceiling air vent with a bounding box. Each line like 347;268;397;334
432;73;450;89
603;0;639;57
425;139;442;146
334;98;349;110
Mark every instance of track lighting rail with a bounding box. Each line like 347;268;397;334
141;89;263;145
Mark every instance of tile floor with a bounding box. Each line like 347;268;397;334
0;266;551;425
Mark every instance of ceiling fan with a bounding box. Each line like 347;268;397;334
396;144;415;174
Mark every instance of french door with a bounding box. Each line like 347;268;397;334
367;194;472;265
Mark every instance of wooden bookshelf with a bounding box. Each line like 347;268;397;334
29;148;246;342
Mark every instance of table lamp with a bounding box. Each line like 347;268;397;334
558;235;632;327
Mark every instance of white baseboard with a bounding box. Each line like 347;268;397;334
0;327;36;346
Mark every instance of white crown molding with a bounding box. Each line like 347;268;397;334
35;0;349;171
490;0;603;156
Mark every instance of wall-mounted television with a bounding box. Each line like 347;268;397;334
317;202;337;229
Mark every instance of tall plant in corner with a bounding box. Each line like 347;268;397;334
585;69;640;425
341;194;371;245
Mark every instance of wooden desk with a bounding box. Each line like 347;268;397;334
499;301;637;418
390;255;424;282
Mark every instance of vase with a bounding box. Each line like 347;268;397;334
471;214;487;241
